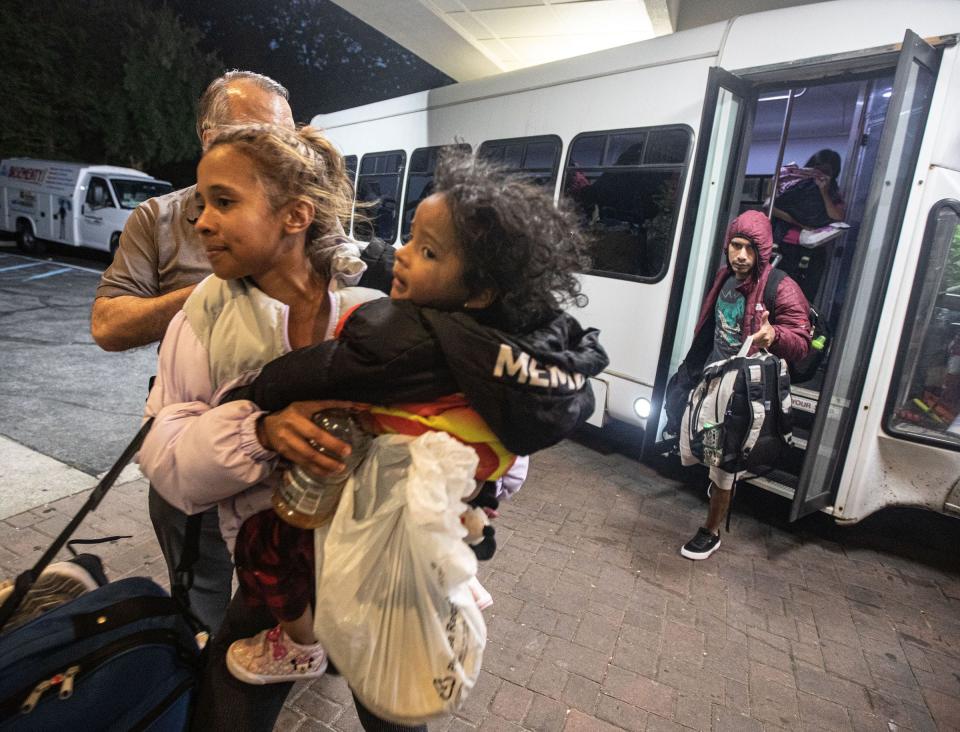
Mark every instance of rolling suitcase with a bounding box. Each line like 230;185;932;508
0;420;204;731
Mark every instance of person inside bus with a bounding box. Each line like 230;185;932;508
679;210;811;560
771;148;845;237
769;149;846;300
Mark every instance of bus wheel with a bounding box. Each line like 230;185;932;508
110;232;120;256
16;222;45;256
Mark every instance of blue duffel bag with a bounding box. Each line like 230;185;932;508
0;577;201;730
0;419;203;731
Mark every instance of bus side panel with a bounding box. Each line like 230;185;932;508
325;57;714;427
719;0;960;73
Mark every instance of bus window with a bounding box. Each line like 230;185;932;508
478;135;562;188
887;202;960;448
400;144;470;241
354;150;405;243
344;155;358;186
562;126;691;282
644;129;692;165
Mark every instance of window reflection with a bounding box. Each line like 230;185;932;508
562;127;690;281
354;151;405;243
889;205;960;446
400;144;470;241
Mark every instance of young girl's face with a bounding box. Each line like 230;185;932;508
194;145;291;281
392;193;472;309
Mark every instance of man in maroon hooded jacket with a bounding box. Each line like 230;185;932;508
681;210;810;560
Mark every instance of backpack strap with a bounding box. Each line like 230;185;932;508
763;268;787;318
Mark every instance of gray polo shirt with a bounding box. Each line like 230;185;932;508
96;185;212;299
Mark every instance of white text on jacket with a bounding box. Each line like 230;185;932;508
493;344;586;390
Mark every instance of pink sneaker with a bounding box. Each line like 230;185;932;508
226;625;328;685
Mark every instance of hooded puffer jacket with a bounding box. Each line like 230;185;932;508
228;298;609;456
694;210;811;364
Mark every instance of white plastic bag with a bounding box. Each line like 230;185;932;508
313;432;486;726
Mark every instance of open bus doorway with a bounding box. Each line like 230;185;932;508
651;30;941;519
740;72;897;353
725;73;898;493
732;72;900;490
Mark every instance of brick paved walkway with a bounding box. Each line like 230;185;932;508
2;438;959;731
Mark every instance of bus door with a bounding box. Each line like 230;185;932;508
790;30;941;519
644;67;756;457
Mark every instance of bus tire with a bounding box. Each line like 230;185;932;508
16;220;45;256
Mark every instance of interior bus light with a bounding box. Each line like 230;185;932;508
758;88;807;102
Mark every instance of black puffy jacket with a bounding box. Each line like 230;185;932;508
226;298;608;456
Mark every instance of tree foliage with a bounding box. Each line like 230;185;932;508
166;0;452;120
0;0;449;180
0;0;220;172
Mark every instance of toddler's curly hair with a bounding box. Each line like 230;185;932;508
432;148;590;331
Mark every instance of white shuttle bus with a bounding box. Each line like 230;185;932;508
312;0;960;524
0;158;172;255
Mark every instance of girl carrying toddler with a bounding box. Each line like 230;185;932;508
138;130;607;700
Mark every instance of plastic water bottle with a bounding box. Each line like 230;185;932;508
272;408;372;528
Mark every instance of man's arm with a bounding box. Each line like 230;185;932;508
91;286;196;351
91;191;204;351
769;277;812;363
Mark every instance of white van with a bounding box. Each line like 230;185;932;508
0;158;172;255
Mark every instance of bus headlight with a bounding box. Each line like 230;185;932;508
633;397;651;419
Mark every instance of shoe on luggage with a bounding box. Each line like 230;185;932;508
0;559;100;634
226;625;328;685
680;527;721;560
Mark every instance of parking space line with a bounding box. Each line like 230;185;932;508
25;267;72;281
0;262;44;273
0;252;105;275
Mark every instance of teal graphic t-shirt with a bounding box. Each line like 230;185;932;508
707;275;745;365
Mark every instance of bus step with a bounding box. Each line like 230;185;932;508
744;469;798;499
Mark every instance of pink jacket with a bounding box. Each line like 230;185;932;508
139;275;380;551
694;210;811;363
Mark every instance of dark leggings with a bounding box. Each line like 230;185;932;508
190;589;427;732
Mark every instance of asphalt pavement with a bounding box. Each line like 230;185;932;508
0;238;153;515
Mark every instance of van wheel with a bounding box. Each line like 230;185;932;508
110;232;120;255
16;222;45;256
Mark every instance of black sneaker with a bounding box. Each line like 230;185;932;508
680;527;721;560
